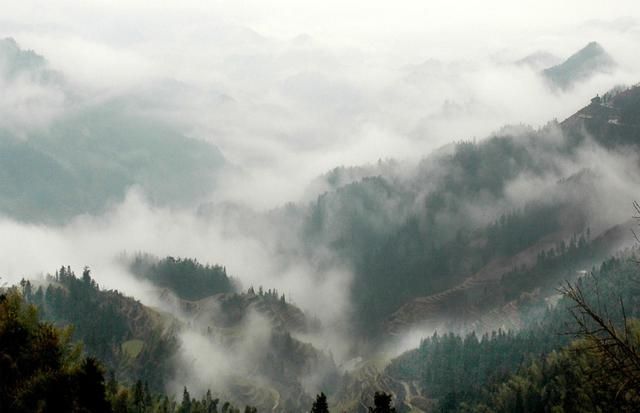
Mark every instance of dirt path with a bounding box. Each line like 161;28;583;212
398;380;425;412
271;390;280;412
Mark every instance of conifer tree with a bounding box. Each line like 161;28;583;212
368;392;396;413
311;392;329;413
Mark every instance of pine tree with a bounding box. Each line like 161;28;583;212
311;392;329;413
180;387;192;413
144;381;153;412
133;380;144;413
368;392;396;413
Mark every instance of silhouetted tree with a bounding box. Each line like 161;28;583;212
77;357;112;413
180;387;192;413
133;380;145;413
368;392;396;413
0;289;112;413
311;392;329;413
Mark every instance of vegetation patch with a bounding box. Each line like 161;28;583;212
121;339;144;359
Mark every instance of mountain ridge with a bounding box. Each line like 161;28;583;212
542;41;616;89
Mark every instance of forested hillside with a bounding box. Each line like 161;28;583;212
22;267;178;390
0;288;256;413
17;262;338;412
383;253;640;412
129;254;236;301
288;84;640;337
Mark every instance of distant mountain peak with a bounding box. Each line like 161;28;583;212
0;37;46;71
584;40;604;50
0;37;60;87
0;37;19;51
576;41;610;61
542;41;615;89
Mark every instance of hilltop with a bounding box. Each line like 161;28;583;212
542;41;616;89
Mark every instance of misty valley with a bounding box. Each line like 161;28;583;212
3;5;640;413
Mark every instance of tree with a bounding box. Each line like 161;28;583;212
82;266;92;285
144;382;153;412
77;357;112;413
560;279;640;404
180;387;192;413
133;380;145;413
311;392;329;413
0;289;112;413
554;200;640;403
368;392;396;413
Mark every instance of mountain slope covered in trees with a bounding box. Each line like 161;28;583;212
19;261;339;412
275;83;640;338
22;266;178;391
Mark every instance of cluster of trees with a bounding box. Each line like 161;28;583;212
109;381;252;413
29;256;638;412
0;288;112;412
129;254;234;301
350;200;571;335
246;286;286;305
459;327;640;412
457;268;640;413
2;285;396;413
299;86;640;337
24;266;129;362
309;391;396;413
564;84;640;149
433;137;538;198
302;135;580;335
500;229;594;300
388;327;567;405
1;286;254;413
485;205;563;258
22;266;177;391
385;254;640;412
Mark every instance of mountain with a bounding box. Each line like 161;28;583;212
561;83;640;146
0;37;59;82
1;286;253;413
276;84;640;341
0;39;227;223
380;252;640;412
129;255;236;301
542;41;615;89
199;83;640;410
158;287;337;412
22;266;179;391
22;261;339;412
285;83;640;410
193;83;640;400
